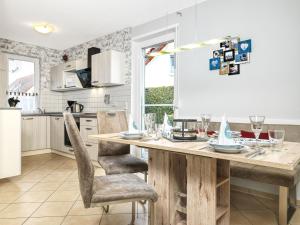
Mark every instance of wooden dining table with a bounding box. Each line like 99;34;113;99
89;133;300;225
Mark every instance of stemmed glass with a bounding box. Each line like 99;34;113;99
201;114;211;139
249;115;265;151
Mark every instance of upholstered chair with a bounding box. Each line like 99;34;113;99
97;111;148;176
63;112;157;225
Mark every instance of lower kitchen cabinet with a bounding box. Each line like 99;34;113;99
50;116;65;152
21;116;48;151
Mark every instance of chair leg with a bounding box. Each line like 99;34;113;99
148;200;154;225
129;201;136;225
139;172;148;205
279;186;289;225
102;205;109;214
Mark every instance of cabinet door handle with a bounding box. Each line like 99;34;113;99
66;65;71;68
55;118;60;120
92;81;99;83
23;118;33;120
86;144;93;147
85;128;92;130
86;120;92;122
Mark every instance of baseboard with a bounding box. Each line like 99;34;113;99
22;149;51;156
51;149;101;167
231;184;278;200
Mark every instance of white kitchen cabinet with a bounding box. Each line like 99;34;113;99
21;116;47;151
0;109;21;179
50;116;65;151
92;50;125;87
50;64;64;90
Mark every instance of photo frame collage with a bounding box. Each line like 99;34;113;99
209;38;252;76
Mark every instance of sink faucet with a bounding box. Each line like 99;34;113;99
37;107;45;114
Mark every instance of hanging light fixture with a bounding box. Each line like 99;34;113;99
147;0;237;57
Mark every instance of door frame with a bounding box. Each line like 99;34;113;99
131;25;179;132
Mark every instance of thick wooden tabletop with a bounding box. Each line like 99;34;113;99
89;133;300;171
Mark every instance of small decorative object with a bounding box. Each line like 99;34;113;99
220;40;232;49
223;49;235;62
238;39;252;54
209;57;221;70
235;53;250;64
213;49;223;58
62;54;69;62
8;97;20;107
172;119;197;141
229;64;240;75
210;37;252;76
219;63;229;75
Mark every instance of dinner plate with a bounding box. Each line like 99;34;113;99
119;131;144;140
209;140;248;153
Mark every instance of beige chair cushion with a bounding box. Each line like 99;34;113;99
98;154;148;175
92;173;158;203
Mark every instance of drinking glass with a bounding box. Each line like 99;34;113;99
249;115;265;150
144;113;156;137
268;130;285;151
155;124;163;140
201;114;211;139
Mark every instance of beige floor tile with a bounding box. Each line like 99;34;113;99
0;182;36;192
57;182;79;191
230;211;251;225
30;182;61;191
231;192;267;210
0;218;27;225
68;201;102;216
0;202;41;218
0;204;8;212
40;174;69;183
23;217;64;225
100;213;147;225
62;215;102;225
108;202;147;214
290;209;300;224
15;191;54;203
241;210;277;225
32;202;74;217
0;192;24;203
47;190;79;202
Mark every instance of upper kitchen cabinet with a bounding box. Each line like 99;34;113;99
92;50;125;87
50;64;64;90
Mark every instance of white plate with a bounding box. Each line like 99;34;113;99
120;131;144;136
209;141;249;153
119;133;143;140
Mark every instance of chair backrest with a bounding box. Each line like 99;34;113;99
63;112;94;208
97;111;130;156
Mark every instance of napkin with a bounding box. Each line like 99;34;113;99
127;114;140;134
218;115;236;145
162;113;172;137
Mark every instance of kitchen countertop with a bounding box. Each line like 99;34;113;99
22;112;97;118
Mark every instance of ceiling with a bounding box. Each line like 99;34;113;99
0;0;205;50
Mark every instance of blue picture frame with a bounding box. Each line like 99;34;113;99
209;57;221;70
238;39;252;54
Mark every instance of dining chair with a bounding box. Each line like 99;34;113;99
97;111;148;177
63;112;158;225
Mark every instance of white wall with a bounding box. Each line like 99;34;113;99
133;0;300;124
132;0;300;197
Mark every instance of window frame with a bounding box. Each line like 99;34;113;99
7;54;40;108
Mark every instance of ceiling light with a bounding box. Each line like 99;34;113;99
33;23;54;34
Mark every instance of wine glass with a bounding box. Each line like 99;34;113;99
144;113;156;137
249;115;265;150
201;114;211;139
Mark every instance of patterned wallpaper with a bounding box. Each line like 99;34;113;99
0;27;132;112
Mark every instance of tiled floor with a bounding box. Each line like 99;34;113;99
0;153;299;225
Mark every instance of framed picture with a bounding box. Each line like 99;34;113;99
220;40;232;49
213;49;223;58
209;58;221;70
223;49;235;62
238;39;252;54
230;37;240;50
235;53;250;64
229;64;240;75
219;62;229;75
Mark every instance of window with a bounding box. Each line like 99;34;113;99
143;41;175;123
8;55;39;112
